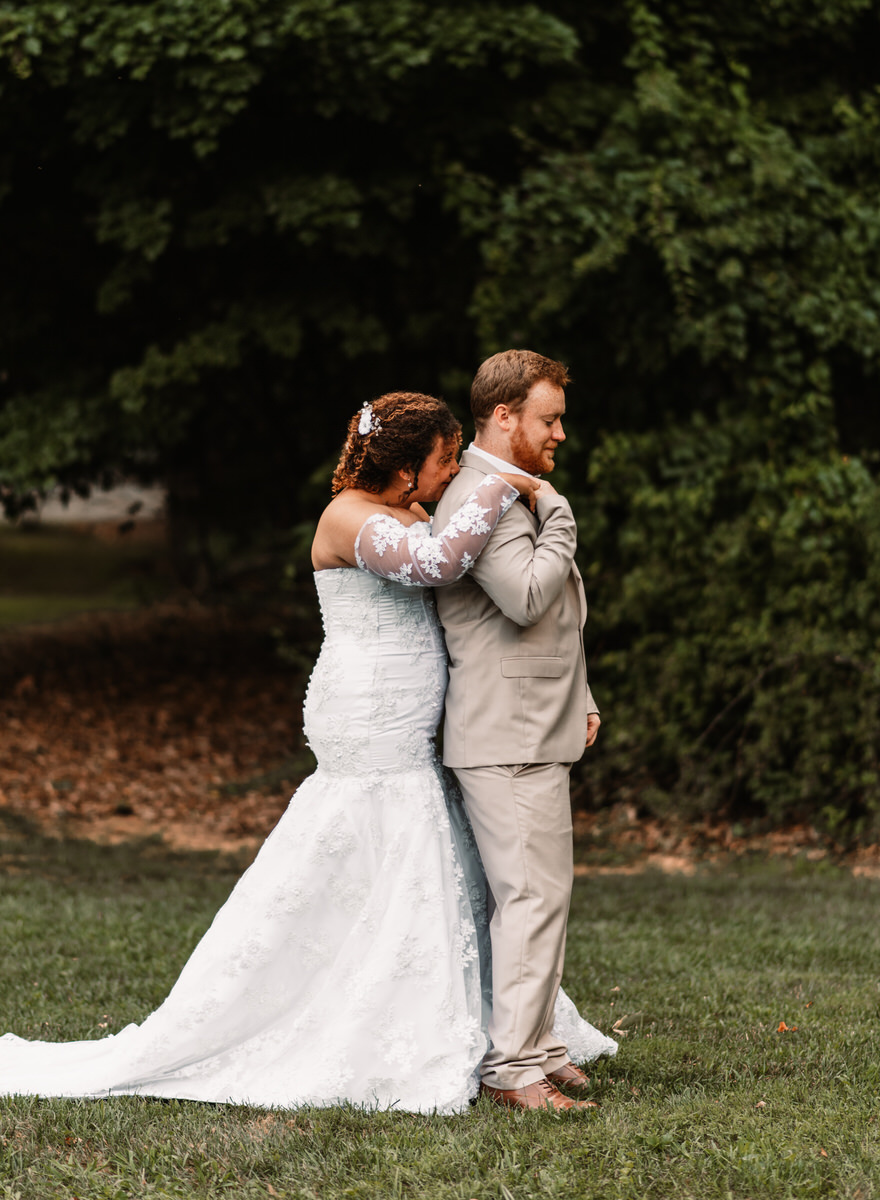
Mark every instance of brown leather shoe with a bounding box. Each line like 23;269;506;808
546;1061;593;1096
480;1078;598;1111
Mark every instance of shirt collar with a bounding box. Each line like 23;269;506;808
466;442;539;479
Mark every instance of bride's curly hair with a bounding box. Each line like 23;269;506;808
331;393;461;496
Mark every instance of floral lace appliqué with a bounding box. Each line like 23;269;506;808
355;474;517;587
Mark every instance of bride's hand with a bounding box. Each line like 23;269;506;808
533;478;557;498
497;473;540;512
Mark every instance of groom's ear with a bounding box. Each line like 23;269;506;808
493;404;513;431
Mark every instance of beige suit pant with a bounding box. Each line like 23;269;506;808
453;761;573;1090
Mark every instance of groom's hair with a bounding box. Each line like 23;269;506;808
471;349;570;430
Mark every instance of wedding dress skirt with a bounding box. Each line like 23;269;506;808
1;569;615;1112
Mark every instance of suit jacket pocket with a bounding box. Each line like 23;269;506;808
500;656;564;678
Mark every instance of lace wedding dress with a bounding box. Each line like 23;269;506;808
0;477;616;1113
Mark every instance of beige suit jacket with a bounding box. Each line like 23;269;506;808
434;450;598;768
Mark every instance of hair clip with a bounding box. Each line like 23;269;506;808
358;402;382;437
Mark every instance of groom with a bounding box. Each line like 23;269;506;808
433;349;601;1112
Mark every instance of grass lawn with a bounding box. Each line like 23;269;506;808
0;526;171;628
1;819;878;1199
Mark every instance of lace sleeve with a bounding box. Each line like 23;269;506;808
355;474;519;587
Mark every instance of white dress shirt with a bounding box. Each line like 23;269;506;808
466;443;538;479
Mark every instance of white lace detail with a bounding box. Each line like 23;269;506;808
361;515;406;557
0;564;616;1114
355;474;518;587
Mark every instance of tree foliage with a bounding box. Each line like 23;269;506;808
0;0;575;554
1;0;879;828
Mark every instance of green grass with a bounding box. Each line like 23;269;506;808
0;526;170;628
1;818;878;1199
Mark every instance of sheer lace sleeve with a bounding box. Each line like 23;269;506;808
355;474;519;587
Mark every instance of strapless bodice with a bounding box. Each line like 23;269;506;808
313;568;443;654
304;569;447;776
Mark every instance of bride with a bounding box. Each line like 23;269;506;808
0;391;616;1113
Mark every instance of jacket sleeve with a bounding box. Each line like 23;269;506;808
355;474;518;587
467;491;578;626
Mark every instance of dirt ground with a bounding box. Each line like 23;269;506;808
571;808;880;879
0;603;313;852
2;604;878;877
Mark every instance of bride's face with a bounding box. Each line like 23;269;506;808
409;436;461;503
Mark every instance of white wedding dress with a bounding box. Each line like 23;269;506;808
0;477;616;1113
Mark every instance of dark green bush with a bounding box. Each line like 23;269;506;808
572;410;880;834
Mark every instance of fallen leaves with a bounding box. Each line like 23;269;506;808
776;1021;799;1033
0;606;313;845
570;808;874;875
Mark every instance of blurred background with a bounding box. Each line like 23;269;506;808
1;0;878;848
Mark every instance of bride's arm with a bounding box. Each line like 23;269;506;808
355;474;519;586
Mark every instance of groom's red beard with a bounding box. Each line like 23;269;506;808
509;427;557;475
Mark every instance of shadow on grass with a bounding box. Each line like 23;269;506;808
0;808;252;888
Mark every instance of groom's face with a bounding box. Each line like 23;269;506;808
508;380;567;475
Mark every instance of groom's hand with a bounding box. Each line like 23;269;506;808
585;713;601;748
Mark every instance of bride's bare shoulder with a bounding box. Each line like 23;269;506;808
311;491;403;570
317;491;393;532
